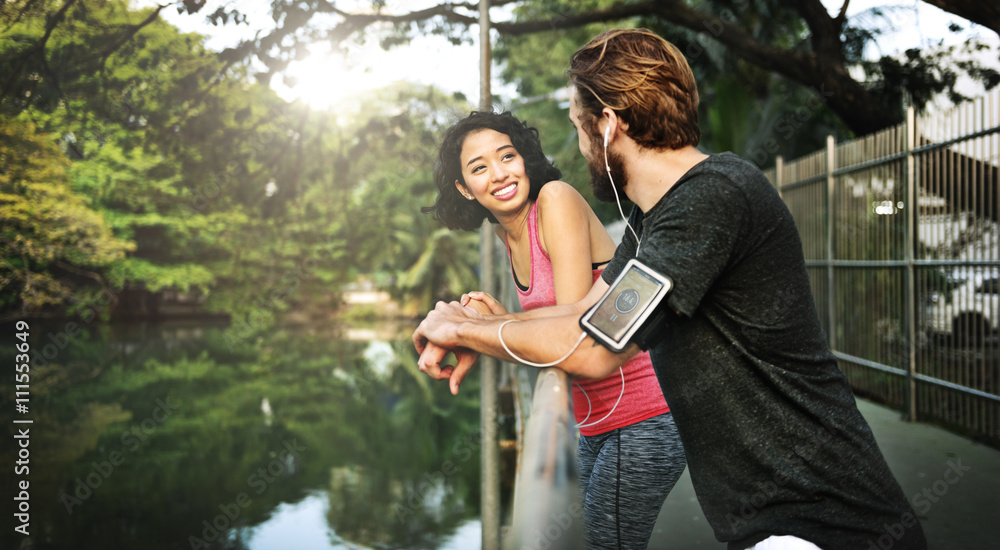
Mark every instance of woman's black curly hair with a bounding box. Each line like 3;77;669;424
422;111;562;231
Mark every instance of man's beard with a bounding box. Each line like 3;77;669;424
587;138;629;203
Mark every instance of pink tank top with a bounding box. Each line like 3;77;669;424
504;201;669;436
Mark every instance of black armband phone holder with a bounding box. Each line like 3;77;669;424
579;258;673;352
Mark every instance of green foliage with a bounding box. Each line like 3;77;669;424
167;0;1000;139
497;0;627;98
111;258;215;293
398;227;481;316
0;0;487;321
319;84;481;315
0;114;134;311
1;0;250;316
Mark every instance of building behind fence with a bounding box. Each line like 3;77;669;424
763;89;1000;445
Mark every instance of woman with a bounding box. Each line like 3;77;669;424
423;111;686;549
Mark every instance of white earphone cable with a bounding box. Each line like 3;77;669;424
498;319;587;368
574;366;625;428
604;127;641;254
498;318;626;429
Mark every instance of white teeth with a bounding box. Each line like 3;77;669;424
492;183;517;196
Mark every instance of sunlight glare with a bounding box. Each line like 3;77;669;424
274;45;380;110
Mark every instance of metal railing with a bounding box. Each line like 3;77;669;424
764;90;1000;444
503;368;585;550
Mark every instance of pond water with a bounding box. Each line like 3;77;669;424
1;320;483;550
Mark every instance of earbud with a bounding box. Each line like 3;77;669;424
603;126;611;171
601;120;641;254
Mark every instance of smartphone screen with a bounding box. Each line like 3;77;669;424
581;259;672;350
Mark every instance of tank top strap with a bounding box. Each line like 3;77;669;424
527;200;552;285
506;201;546;294
526;199;540;253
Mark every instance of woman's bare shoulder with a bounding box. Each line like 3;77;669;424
536;180;588;213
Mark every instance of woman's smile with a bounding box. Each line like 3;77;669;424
491;182;519;200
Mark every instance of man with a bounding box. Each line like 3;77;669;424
413;28;927;550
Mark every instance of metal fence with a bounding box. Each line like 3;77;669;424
763;90;1000;444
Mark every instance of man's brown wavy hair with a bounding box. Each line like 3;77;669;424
568;28;701;150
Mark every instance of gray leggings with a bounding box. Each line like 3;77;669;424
577;412;686;550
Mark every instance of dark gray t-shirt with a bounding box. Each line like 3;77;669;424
602;153;926;549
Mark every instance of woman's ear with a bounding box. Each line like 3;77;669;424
454;180;475;200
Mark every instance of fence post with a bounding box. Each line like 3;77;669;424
825;135;837;351
904;105;918;422
478;1;501;548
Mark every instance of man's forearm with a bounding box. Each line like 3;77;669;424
496;301;587;322
456;312;628;379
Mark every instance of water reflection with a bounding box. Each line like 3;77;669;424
0;320;482;550
235;491;481;550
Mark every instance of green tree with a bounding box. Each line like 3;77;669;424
398;227;481;316
0;0;354;319
0;115;134;314
0;1;517;322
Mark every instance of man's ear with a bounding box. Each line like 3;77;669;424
454;179;474;200
601;107;623;143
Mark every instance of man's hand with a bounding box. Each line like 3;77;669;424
413;300;486;395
